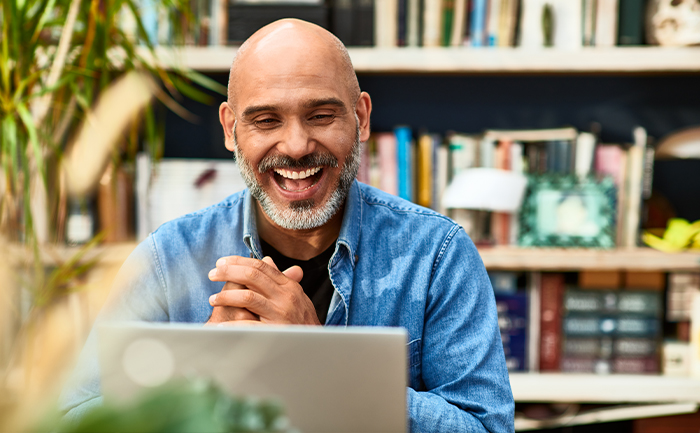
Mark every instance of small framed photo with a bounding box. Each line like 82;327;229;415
518;175;617;248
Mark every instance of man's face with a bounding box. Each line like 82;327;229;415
233;121;361;230
224;36;367;231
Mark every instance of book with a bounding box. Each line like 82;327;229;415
355;0;375;46
617;0;645;45
469;0;487;47
227;4;329;43
331;0;354;46
375;132;399;195
551;0;583;50
486;0;502;46
417;133;435;208
395;126;413;202
449;133;479;177
539;273;565;371
441;0;456;46
450;0;468;46
423;0;443;46
435;142;449;213
407;0;423;46
518;0;547;48
483;127;578;142
495;293;529;371
527;271;541;371
375;0;398;46
582;0;596;46
621;126;647;248
595;0;618;47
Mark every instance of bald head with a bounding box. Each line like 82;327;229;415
227;19;360;109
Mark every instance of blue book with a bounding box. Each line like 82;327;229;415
395;126;413;202
495;293;528;371
470;0;487;47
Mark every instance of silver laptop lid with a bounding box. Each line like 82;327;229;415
98;323;407;433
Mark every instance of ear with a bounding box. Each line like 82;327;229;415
219;102;236;152
355;92;372;143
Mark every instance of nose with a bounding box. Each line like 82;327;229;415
275;119;317;160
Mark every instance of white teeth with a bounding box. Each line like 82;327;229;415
274;167;321;180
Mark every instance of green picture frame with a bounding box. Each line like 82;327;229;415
518;175;617;248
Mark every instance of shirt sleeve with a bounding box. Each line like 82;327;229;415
408;226;515;433
58;235;169;423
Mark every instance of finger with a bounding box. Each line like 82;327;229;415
208;305;258;322
209;289;273;318
221;281;247;291
283;265;303;284
214;320;268;327
210;256;287;287
262;256;278;270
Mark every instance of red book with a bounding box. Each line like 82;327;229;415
540;273;565;371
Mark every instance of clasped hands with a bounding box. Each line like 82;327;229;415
205;255;320;327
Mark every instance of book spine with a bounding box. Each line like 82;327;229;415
486;0;501;46
376;132;399;195
333;0;355;46
470;0;487;46
395;126;413;201
617;0;644;45
356;0;375;46
442;0;456;46
417;133;434;208
375;0;398;46
423;0;443;46
450;0;467;46
407;0;422;45
539;273;564;371
398;0;409;46
595;0;618;47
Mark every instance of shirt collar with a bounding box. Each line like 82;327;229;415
242;180;363;267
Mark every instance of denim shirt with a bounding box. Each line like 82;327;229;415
60;180;514;432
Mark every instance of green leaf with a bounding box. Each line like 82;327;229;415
16;102;46;188
2;115;19;188
179;68;227;95
30;0;59;44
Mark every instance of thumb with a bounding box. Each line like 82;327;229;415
283;265;303;283
261;256;279;270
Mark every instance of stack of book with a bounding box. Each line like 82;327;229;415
538;270;664;374
490;271;528;371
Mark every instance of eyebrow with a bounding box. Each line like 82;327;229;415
241;97;347;119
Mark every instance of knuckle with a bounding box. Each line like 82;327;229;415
244;266;260;281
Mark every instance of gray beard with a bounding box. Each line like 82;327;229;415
233;122;361;230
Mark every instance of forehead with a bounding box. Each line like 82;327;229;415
232;31;352;112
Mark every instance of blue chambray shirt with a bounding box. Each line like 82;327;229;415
60;180;515;432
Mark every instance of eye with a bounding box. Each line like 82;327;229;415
309;113;334;124
254;118;280;129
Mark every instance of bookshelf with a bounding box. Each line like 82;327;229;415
510;373;700;403
152;46;700;74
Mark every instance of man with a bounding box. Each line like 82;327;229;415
60;19;514;432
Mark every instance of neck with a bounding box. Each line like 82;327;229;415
255;202;343;260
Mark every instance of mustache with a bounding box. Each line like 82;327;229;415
258;153;338;173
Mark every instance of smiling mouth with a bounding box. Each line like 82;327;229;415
272;166;324;191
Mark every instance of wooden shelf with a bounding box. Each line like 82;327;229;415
478;246;700;271
14;243;699;271
151;46;700;74
510;373;700;404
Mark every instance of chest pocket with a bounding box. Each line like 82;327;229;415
407;338;422;388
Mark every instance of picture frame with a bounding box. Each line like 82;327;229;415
518;175;617;248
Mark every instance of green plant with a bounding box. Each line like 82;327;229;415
0;0;224;247
41;379;293;433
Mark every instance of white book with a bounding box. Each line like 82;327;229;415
575;132;596;179
436;144;450;214
518;0;547;48
422;0;443;47
450;0;468;46
375;0;399;47
595;0;618;47
552;0;583;50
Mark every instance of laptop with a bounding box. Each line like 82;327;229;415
98;322;407;433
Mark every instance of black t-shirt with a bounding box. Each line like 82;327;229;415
260;239;335;324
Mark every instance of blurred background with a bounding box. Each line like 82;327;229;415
1;0;700;432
